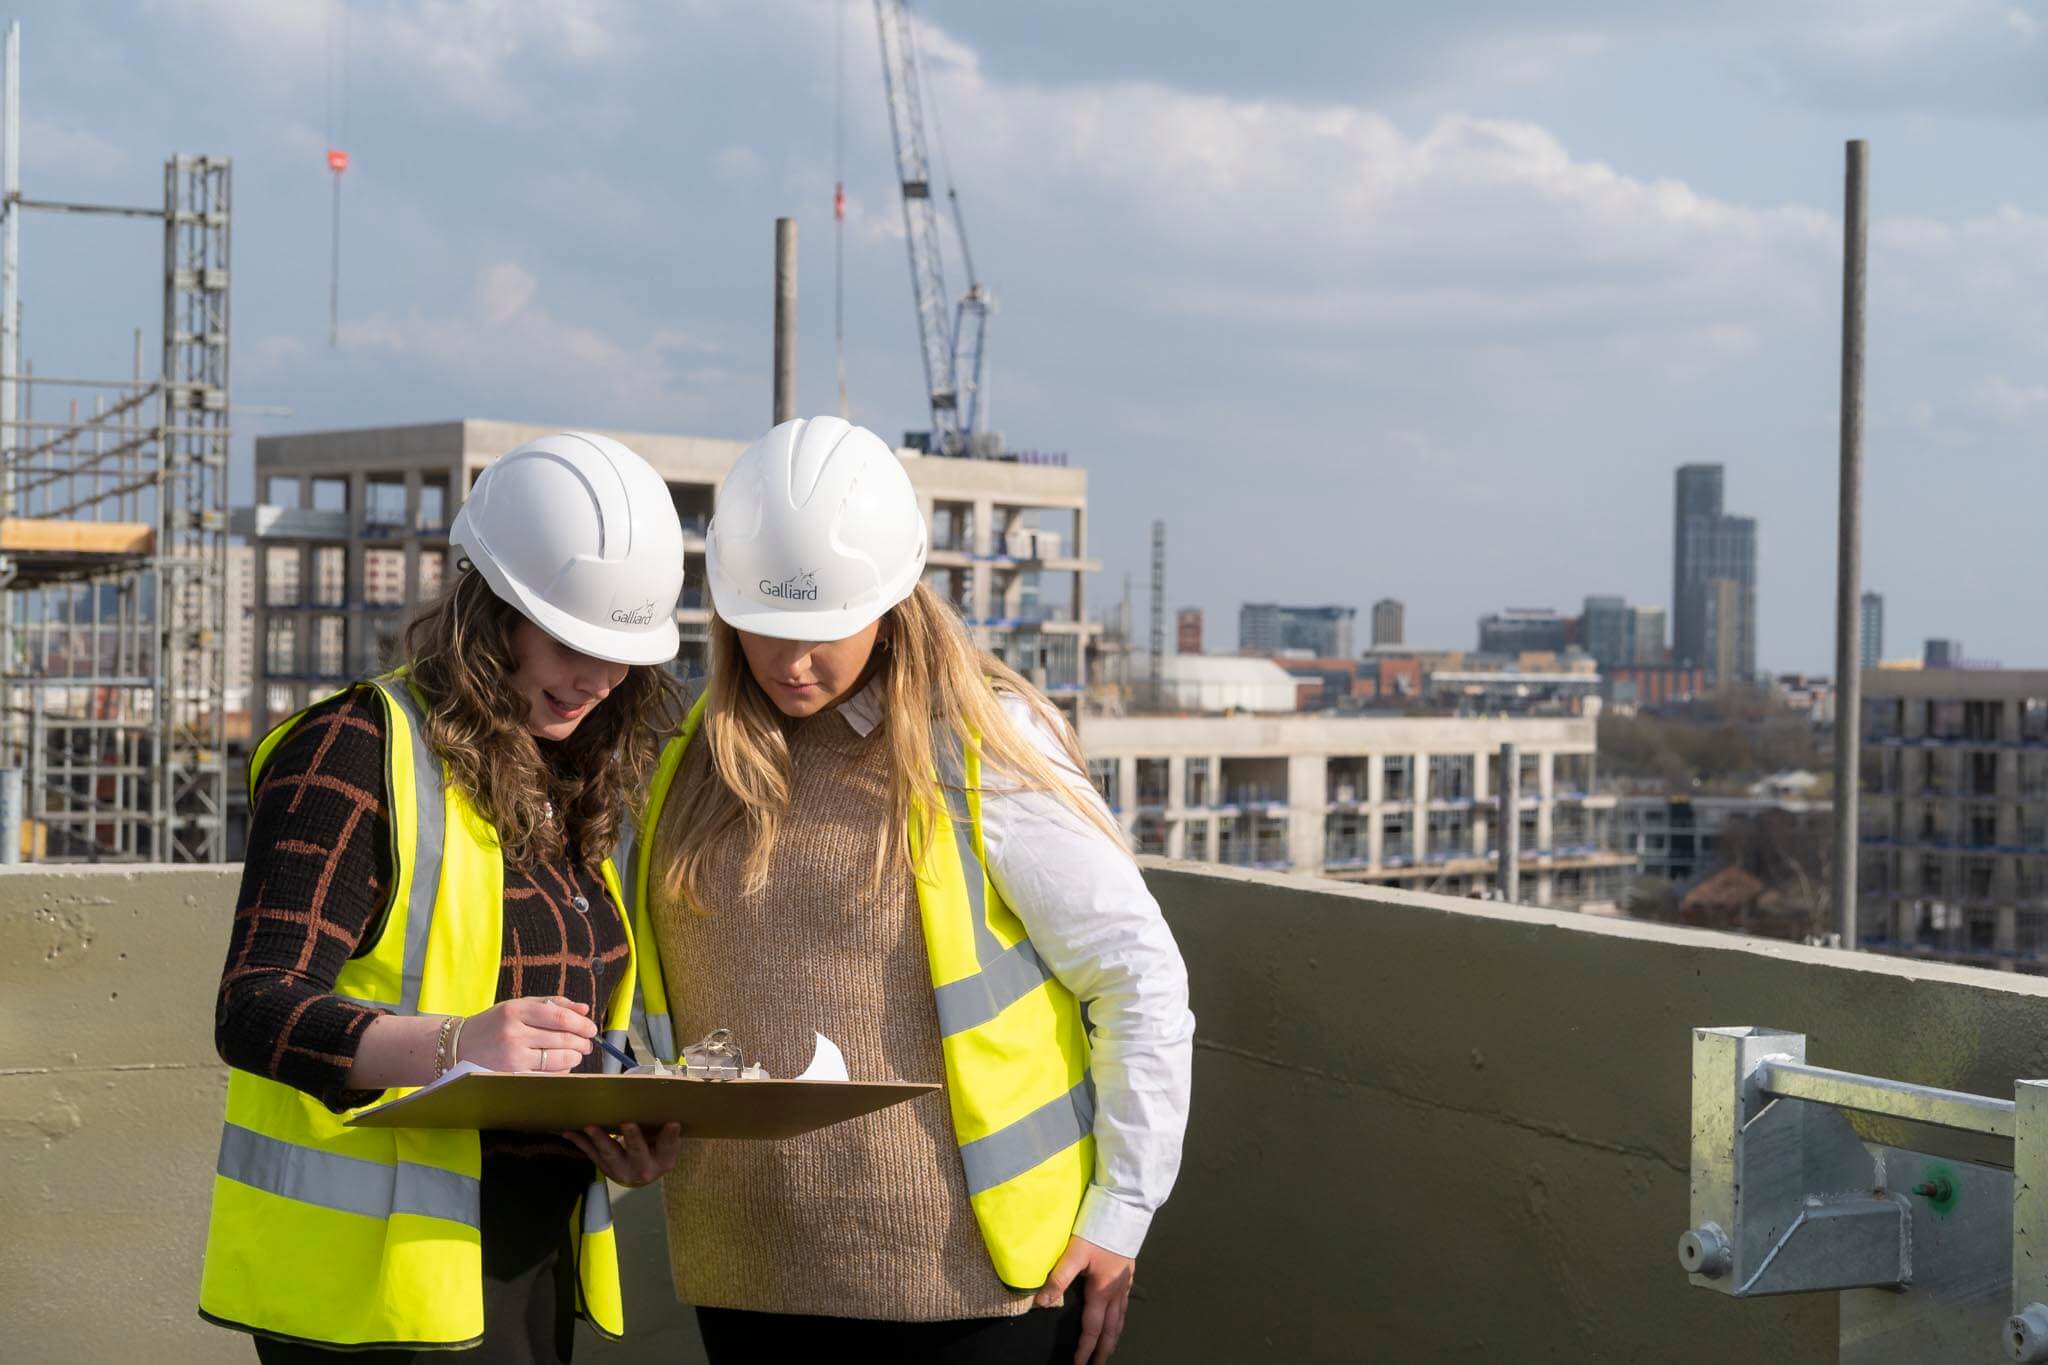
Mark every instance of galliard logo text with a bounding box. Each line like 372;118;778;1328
759;569;820;601
610;599;658;625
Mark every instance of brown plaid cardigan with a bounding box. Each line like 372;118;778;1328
214;686;629;1162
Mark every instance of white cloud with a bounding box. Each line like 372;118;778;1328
341;261;716;424
1968;374;2048;424
155;0;636;121
714;145;761;180
241;334;310;380
23;117;125;177
521;168;663;242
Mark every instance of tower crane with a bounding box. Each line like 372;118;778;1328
872;0;996;458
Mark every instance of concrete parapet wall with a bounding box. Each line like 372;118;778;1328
8;862;2048;1360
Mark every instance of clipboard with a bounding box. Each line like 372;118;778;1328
345;1069;938;1137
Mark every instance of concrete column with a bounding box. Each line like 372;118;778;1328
1289;752;1326;874
1115;756;1136;836
971;497;995;648
1166;754;1187;860
1471;747;1491;857
251;540;270;737
1536;752;1555;855
1366;749;1385;868
402;469;423;612
292;476;313;691
1410;750;1430;864
345;471;369;673
1066;503;1089;688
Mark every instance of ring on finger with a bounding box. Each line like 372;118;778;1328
540;1047;550;1070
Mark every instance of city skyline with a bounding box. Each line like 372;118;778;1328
3;2;2043;677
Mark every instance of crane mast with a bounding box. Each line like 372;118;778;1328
873;0;994;457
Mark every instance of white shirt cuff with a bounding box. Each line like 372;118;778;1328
1074;1184;1154;1258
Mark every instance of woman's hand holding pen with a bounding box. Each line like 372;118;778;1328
458;996;599;1073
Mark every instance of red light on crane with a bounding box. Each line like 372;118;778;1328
327;148;349;174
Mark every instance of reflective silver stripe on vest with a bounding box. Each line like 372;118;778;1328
581;1179;613;1235
216;1122;480;1228
933;936;1055;1037
957;1077;1096;1196
580;1025;627;1233
378;680;446;1017
637;1007;676;1064
931;780;1059;1037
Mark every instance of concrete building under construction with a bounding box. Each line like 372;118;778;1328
1076;710;1634;911
243;420;1101;736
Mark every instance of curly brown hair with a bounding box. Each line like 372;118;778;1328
401;567;684;870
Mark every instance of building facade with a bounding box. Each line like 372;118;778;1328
1582;596;1665;670
1602;664;1707;708
1477;608;1571;657
1582;596;1628;669
1239;603;1356;660
1079;712;1633;911
1371;598;1405;648
1859;592;1885;672
1616;790;1830;888
1702;577;1743;691
1925;638;1966;669
1860;669;2048;971
1672;464;1758;686
1176;607;1203;656
247;421;1101;734
1629;607;1667;665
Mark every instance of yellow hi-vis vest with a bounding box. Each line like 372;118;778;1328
199;676;635;1350
630;695;1095;1290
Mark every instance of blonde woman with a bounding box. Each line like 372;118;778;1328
633;417;1194;1365
203;434;689;1362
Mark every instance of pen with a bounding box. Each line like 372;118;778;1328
596;1036;636;1070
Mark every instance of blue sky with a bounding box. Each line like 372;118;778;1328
10;1;2048;670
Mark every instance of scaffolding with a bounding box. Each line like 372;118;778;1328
0;23;230;862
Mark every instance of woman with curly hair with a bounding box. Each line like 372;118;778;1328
201;432;689;1363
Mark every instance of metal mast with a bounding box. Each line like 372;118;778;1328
159;156;231;861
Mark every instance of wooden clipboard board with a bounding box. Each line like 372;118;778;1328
344;1071;939;1137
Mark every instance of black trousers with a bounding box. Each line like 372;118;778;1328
696;1298;1088;1365
250;1158;586;1365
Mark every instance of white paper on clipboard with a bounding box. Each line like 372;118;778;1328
792;1032;849;1082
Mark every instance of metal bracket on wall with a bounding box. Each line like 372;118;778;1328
1679;1026;2043;1362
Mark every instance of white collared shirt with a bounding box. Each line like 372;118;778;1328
837;683;1196;1258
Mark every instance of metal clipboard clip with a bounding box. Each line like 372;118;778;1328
679;1027;760;1081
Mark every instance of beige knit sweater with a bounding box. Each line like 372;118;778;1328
651;708;1034;1322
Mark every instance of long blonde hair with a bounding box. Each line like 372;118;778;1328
402;566;684;870
652;582;1124;911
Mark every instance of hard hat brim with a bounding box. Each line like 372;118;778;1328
467;543;681;667
711;593;907;645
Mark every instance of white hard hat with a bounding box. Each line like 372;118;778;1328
706;416;927;642
449;431;684;666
